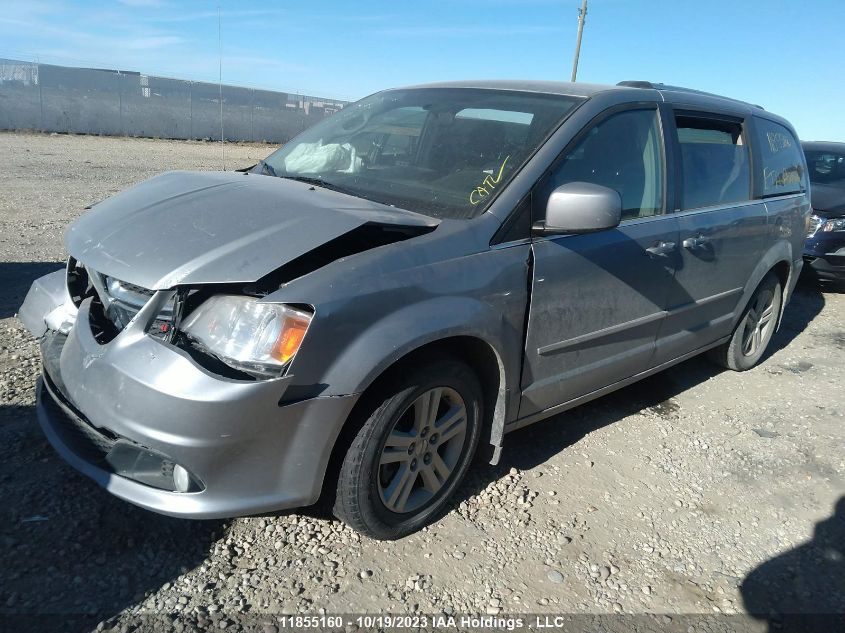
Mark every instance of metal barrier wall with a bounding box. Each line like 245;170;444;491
0;59;345;143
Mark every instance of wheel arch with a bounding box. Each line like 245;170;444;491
732;241;793;332
391;336;507;460
318;333;509;508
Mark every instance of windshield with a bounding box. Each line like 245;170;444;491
258;88;581;219
805;149;845;185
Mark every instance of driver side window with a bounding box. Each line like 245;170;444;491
537;108;664;221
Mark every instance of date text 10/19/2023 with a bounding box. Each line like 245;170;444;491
277;615;580;630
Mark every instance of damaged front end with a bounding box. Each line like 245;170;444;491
19;170;441;518
18;266;77;339
21;260;216;497
19;259;364;517
58;258;314;381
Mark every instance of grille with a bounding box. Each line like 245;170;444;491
85;268;175;341
105;276;156;326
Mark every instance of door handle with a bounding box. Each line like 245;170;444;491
645;241;676;257
683;236;710;249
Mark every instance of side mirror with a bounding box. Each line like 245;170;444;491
533;182;622;235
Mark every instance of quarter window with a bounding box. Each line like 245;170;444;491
539;108;664;221
752;118;807;197
675;114;750;210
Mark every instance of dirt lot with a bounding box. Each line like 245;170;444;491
1;131;843;632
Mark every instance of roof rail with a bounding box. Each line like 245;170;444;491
616;80;764;110
617;80;654;89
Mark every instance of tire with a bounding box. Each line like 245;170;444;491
708;273;783;371
333;358;482;540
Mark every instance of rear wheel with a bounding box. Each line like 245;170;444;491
333;359;482;539
708;273;783;371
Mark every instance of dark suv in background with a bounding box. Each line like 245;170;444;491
804;141;845;281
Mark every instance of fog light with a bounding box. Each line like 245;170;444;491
173;464;191;493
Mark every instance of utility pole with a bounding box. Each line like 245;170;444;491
218;5;225;170
570;0;588;82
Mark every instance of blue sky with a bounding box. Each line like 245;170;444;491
1;0;843;141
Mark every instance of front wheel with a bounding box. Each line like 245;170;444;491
708;273;783;371
333;359;482;539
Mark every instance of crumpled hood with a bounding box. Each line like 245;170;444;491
66;171;437;290
810;182;845;216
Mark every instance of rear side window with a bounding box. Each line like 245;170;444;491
752;118;807;197
675;114;750;210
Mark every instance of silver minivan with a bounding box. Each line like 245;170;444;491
20;80;810;538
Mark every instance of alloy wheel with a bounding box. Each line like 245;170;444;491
741;288;775;357
377;387;468;514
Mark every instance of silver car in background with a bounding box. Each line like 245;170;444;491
20;80;810;538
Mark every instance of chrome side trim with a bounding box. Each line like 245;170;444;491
671;199;761;218
757;192;806;203
665;287;743;315
537;310;666;356
508;335;731;432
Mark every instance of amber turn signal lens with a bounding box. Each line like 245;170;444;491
271;316;310;364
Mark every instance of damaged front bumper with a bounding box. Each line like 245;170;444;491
20;270;357;519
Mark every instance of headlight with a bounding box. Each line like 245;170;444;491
181;295;312;377
807;213;821;237
822;217;845;232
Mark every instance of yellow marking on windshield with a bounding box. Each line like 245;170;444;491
469;155;510;205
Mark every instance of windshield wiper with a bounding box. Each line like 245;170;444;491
279;175;359;197
257;166;364;199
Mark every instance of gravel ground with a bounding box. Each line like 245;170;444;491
1;131;843;632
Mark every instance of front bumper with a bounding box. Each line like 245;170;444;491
803;234;845;281
24;276;357;519
803;253;845;281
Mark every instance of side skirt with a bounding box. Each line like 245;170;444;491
504;335;730;434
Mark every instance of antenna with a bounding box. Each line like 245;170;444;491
218;5;225;170
570;0;588;82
